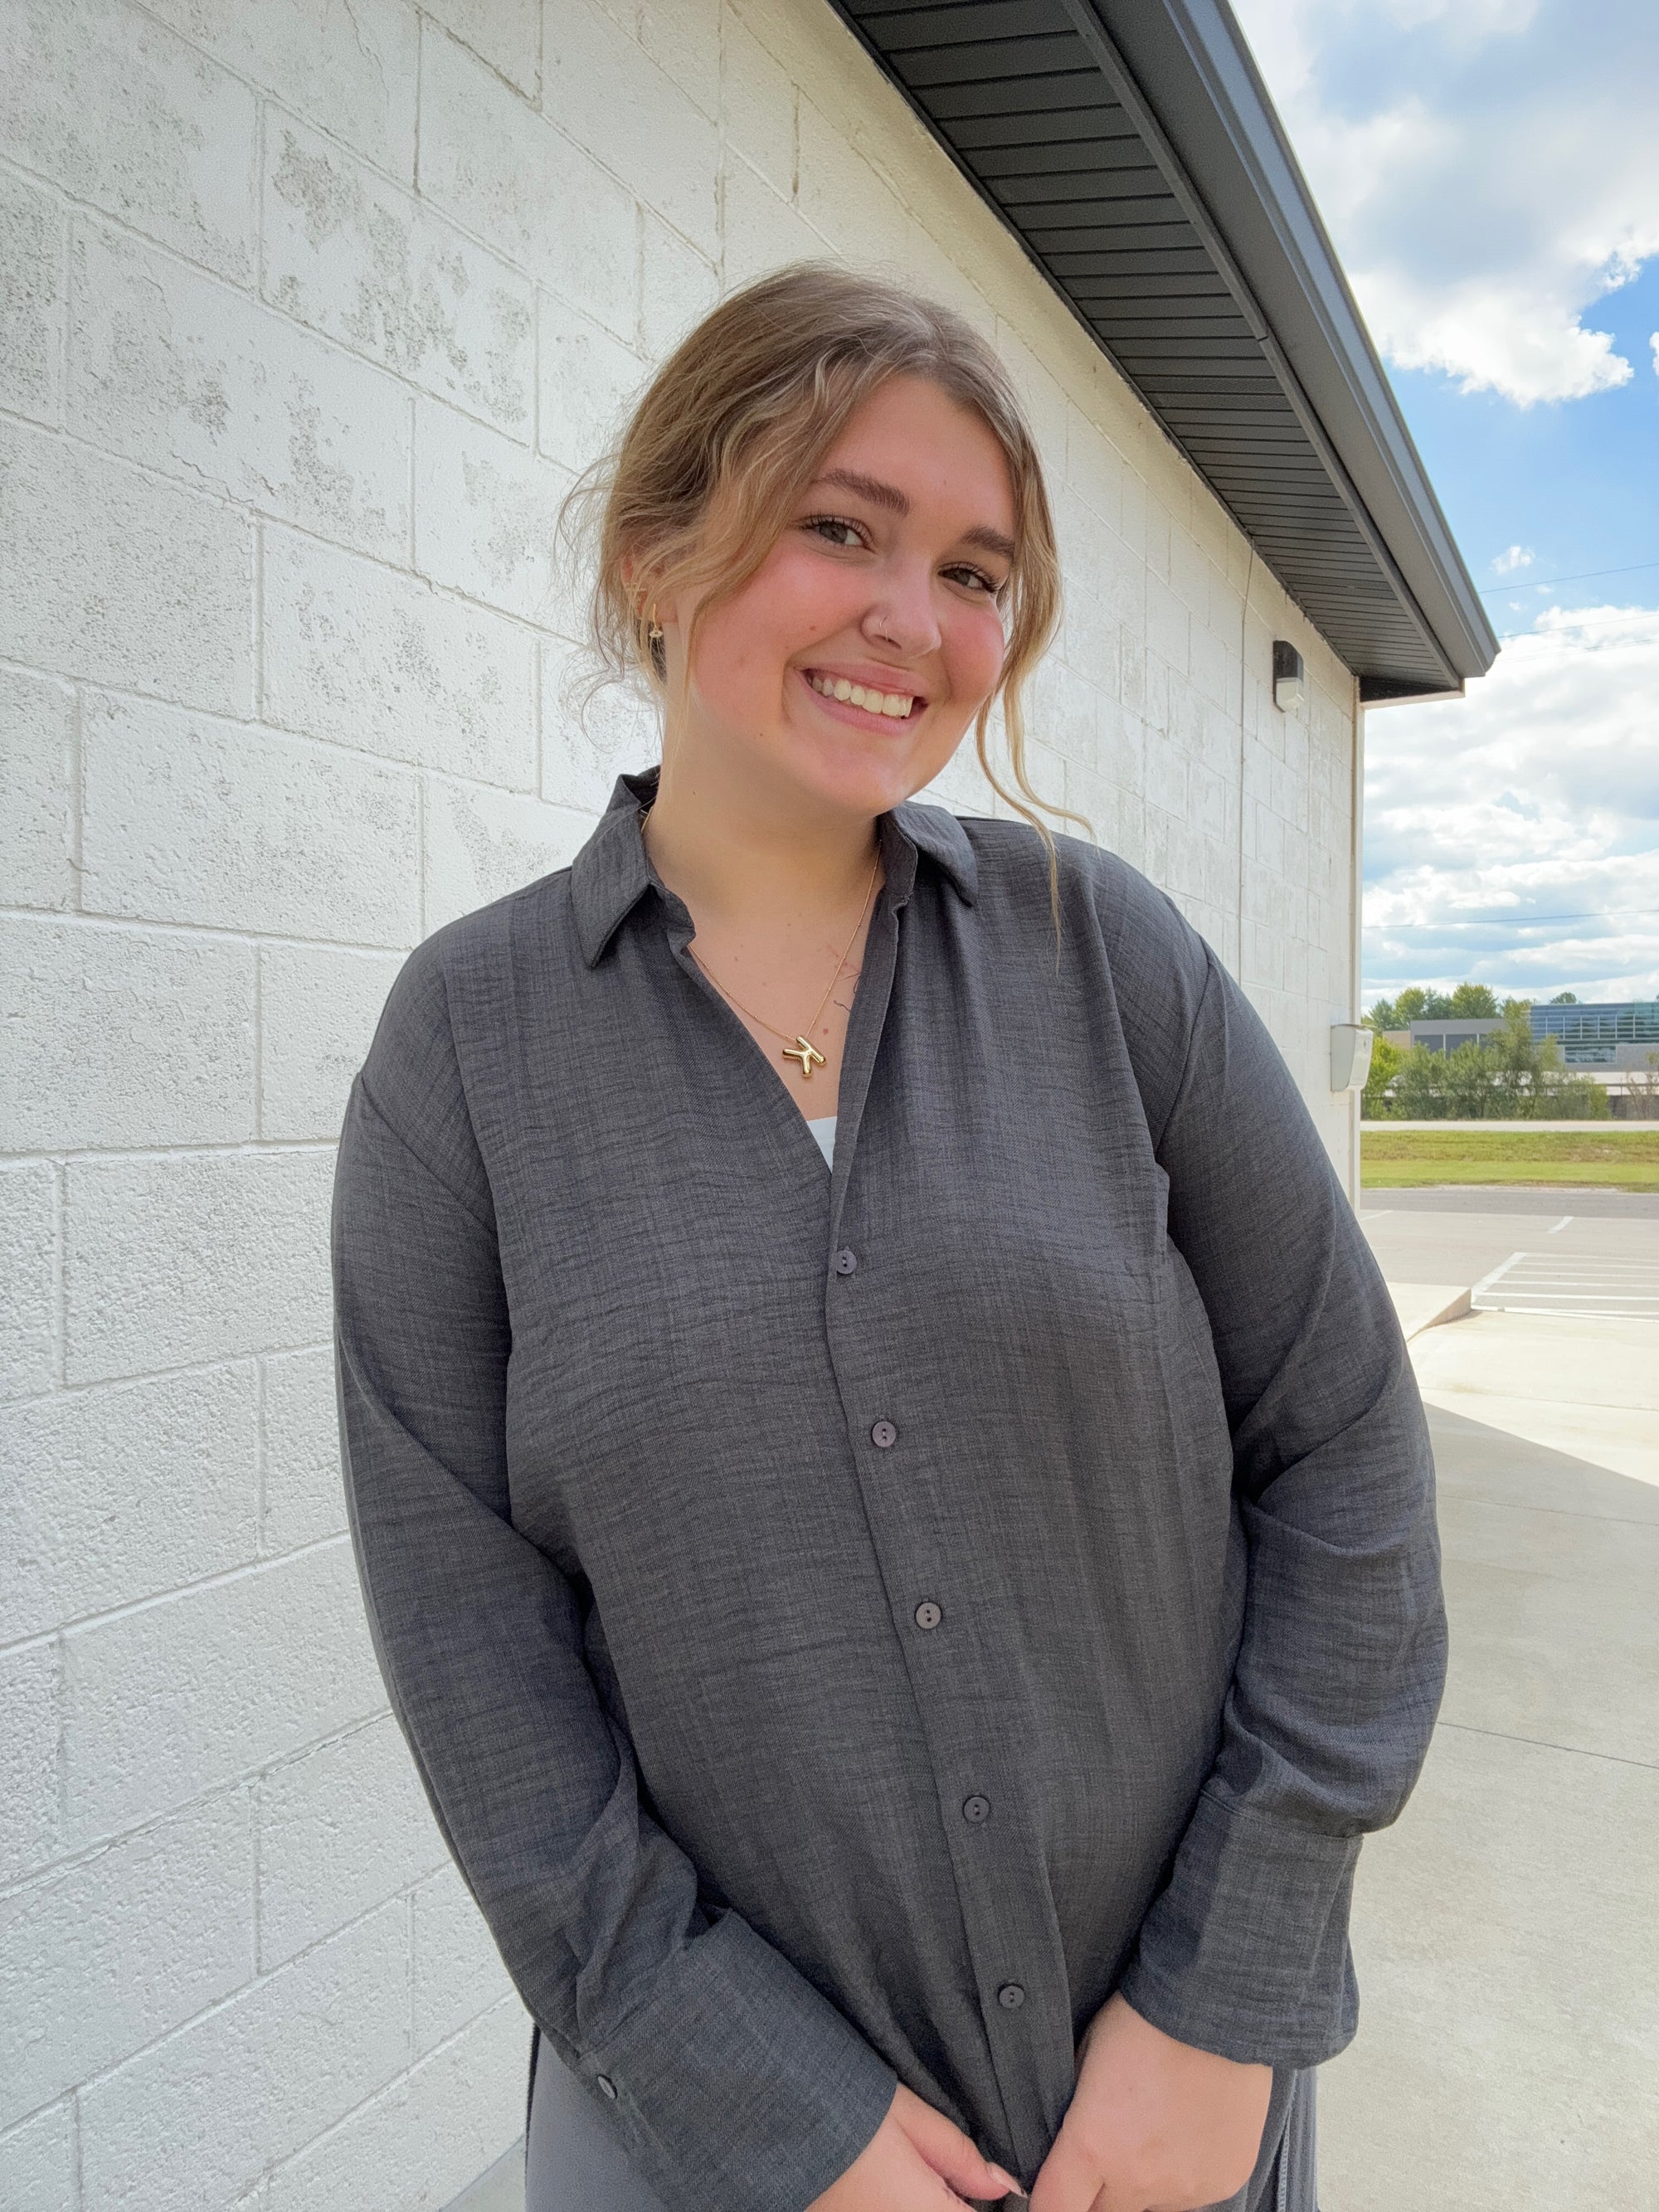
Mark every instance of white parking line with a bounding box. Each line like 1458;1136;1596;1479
1469;1252;1525;1301
1468;1247;1659;1320
1545;1216;1572;1234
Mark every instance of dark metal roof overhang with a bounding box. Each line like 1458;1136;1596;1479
825;0;1499;702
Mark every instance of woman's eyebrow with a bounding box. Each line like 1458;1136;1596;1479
810;468;1016;564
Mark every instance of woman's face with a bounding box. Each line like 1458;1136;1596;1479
662;373;1019;822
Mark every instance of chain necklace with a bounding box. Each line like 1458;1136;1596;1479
640;805;880;1081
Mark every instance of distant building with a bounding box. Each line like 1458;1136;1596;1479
1407;1018;1507;1055
1529;1001;1659;1065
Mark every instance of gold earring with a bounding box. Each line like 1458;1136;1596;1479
647;605;664;647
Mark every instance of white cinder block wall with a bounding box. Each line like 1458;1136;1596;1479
0;0;1360;2204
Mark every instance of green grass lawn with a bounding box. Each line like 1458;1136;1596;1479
1361;1127;1659;1190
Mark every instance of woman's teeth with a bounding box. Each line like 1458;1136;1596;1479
807;672;916;718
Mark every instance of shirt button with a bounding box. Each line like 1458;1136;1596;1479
962;1795;991;1825
834;1247;859;1275
914;1600;942;1631
870;1419;898;1449
997;1983;1026;2011
596;2074;618;2100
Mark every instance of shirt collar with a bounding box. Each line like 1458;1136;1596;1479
569;761;979;969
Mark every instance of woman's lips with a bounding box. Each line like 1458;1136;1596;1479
799;668;924;726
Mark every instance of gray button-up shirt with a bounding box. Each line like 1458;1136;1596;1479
333;762;1446;2212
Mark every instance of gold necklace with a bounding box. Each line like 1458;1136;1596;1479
642;806;881;1081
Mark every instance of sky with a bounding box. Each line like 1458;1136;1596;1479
1228;0;1659;1007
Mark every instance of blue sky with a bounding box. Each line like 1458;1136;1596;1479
1230;0;1659;1005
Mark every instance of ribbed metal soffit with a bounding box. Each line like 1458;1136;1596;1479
828;0;1458;699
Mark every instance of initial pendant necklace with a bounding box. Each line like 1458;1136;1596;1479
652;810;881;1082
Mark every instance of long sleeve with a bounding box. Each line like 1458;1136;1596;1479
1112;919;1447;2069
331;937;897;2212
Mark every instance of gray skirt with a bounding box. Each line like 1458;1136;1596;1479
523;2023;1318;2212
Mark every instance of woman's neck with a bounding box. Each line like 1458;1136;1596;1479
639;750;883;934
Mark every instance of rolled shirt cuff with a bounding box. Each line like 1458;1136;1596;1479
1117;1787;1361;2069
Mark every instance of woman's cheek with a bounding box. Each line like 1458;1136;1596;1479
949;610;1010;712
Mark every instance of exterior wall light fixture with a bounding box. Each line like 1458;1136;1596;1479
1272;640;1305;712
1330;1023;1374;1094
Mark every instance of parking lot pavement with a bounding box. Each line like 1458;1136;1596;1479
1362;1184;1659;1219
1323;1193;1659;2211
1361;1198;1657;1309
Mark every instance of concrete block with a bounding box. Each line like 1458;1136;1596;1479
542;638;659;814
263;115;534;440
414;399;573;626
0;1788;251;2127
719;156;830;291
0;667;75;913
0;418;251;714
544;0;718;261
795;95;912;265
62;1540;384;1848
261;1345;348;1557
0;2097;75;2212
536;299;645;478
267;1996;530;2212
0;1161;56;1403
262;527;536;788
259;942;401;1143
0;1360;259;1644
258;1714;446;1968
70;221;411;562
0;1641;60;1889
637;210;718;362
420;0;541;99
722;12;795;197
0;916;255;1154
63;1147;335;1383
0;164;64;427
411;1863;518;2052
423;777;591;933
635;0;720;123
0;0;256;280
418;26;636;342
140;0;418;182
78;1899;409;2212
81;694;421;947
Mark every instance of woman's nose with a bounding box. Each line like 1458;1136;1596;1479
862;561;941;659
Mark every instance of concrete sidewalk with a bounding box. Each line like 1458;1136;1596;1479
1321;1217;1659;2209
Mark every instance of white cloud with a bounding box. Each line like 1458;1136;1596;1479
1491;545;1535;574
1231;0;1659;405
1362;606;1659;999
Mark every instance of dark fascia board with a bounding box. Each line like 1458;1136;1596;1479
1082;0;1497;684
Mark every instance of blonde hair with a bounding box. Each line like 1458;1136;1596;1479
558;263;1093;931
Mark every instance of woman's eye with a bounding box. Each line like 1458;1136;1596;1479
806;516;866;549
943;564;1000;595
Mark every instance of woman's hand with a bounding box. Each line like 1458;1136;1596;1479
809;2082;1024;2212
1029;1994;1271;2212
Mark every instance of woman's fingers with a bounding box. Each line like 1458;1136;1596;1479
1024;2119;1106;2212
891;2083;1025;2200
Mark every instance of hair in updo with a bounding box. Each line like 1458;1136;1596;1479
558;261;1092;906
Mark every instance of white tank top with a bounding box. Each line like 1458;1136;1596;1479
804;1114;836;1169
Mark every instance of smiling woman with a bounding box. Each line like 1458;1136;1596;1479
332;264;1444;2212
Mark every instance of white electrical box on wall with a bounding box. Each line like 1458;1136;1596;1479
1331;1023;1374;1093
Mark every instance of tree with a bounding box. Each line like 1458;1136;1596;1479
1360;1033;1403;1119
1447;982;1498;1017
1550;990;1579;1005
1384;1006;1610;1120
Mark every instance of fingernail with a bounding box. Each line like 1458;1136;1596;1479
990;2169;1024;2197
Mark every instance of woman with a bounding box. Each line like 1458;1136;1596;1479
333;265;1445;2212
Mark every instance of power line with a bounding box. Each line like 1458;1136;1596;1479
1477;558;1659;599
